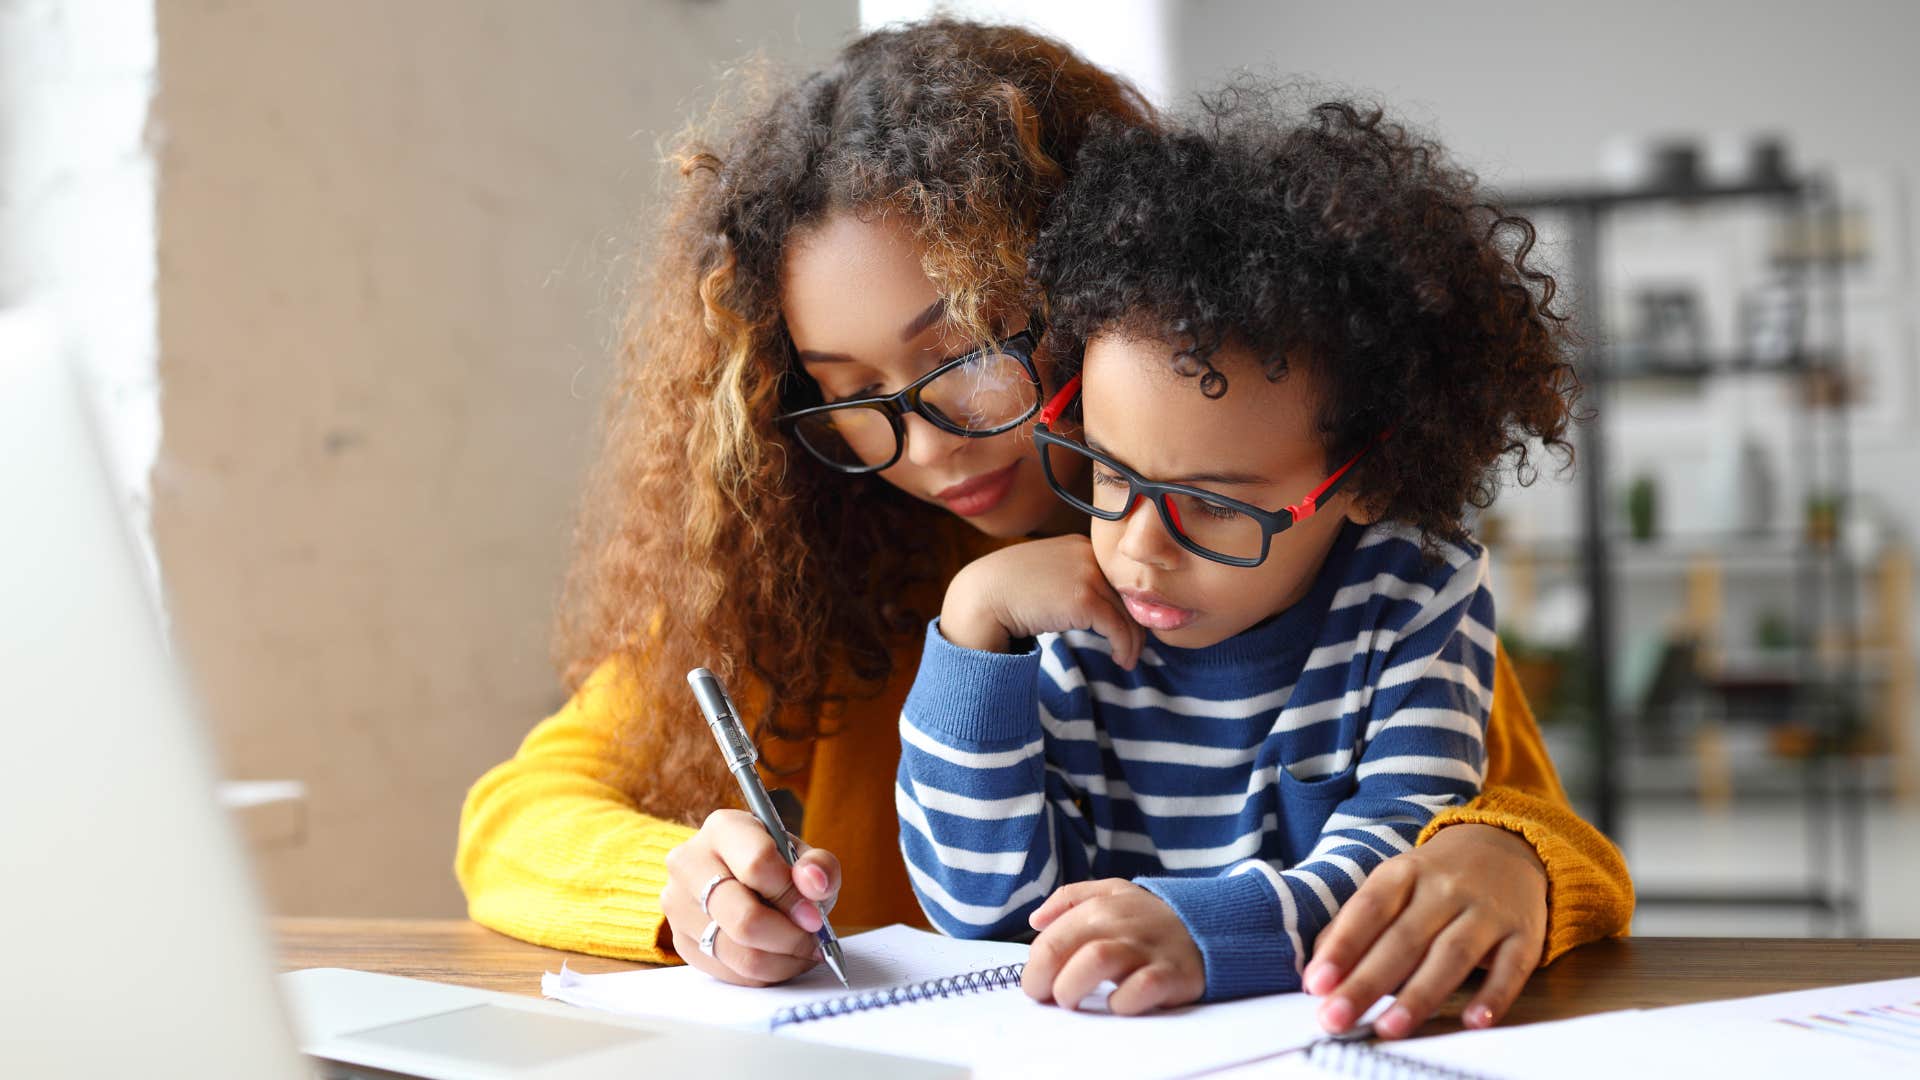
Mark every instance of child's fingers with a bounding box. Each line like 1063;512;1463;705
1029;878;1129;930
1371;917;1501;1039
1114;590;1146;669
1089;579;1145;669
1119;605;1146;669
1078;592;1142;670
1106;963;1185;1016
1462;933;1542;1029
1028;892;1071;930
1049;938;1145;1012
1022;896;1105;1001
1028;882;1088;930
1316;888;1454;1034
1306;860;1417;998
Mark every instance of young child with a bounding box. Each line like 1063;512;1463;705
896;94;1577;1015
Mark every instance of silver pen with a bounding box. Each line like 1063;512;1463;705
686;667;849;987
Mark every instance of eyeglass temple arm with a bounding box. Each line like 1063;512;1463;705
1289;427;1394;521
1038;375;1082;427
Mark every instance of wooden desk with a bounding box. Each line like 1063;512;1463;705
277;918;648;996
276;919;1920;1032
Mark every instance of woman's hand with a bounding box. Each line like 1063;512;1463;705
1021;879;1206;1015
940;535;1145;668
1305;824;1548;1038
660;809;842;986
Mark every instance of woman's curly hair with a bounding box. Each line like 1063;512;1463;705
1028;88;1579;545
557;20;1153;821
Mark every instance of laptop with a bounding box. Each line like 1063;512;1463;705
0;331;955;1078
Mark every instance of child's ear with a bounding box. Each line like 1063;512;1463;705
1341;492;1386;526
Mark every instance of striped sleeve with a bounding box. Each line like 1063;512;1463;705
896;620;1097;939
1137;548;1495;1000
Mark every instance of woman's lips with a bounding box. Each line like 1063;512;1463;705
936;461;1020;517
1118;588;1198;632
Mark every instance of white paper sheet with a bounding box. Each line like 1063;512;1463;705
1267;975;1920;1079
543;924;1346;1079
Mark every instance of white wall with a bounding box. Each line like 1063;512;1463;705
1174;2;1920;189
0;0;158;581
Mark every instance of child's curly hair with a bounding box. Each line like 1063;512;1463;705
1028;88;1579;544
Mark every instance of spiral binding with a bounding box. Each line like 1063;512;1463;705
1306;1037;1493;1079
769;962;1027;1029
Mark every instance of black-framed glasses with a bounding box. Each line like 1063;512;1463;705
1032;375;1386;568
776;329;1044;474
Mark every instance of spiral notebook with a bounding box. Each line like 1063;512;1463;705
543;924;1348;1079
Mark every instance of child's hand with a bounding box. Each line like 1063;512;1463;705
939;535;1146;668
1021;879;1205;1015
1304;824;1548;1038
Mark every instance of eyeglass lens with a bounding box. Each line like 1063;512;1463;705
790;347;1038;470
1045;441;1269;562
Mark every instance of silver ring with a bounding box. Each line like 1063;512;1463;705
697;920;722;959
697;872;732;917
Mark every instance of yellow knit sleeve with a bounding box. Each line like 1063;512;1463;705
1417;642;1635;964
455;659;694;963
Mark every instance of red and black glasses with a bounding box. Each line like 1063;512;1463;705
1032;375;1384;568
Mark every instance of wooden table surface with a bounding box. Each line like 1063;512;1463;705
276;918;1920;1034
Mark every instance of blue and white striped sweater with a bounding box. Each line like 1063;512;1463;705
897;522;1494;1001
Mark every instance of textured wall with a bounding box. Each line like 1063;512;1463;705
153;0;855;916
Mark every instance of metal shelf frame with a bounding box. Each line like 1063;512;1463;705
1502;175;1867;934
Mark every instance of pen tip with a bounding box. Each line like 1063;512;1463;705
823;942;849;988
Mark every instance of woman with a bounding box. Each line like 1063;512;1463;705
456;19;1631;1039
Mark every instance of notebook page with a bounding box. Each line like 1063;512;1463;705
541;925;1027;1029
1199;1012;1657;1079
1373;1012;1909;1079
785;980;1337;1080
1339;1011;1650;1079
1297;977;1920;1079
1623;976;1920;1074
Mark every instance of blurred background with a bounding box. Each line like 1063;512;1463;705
3;1;1913;938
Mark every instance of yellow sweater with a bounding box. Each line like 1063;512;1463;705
457;637;1632;966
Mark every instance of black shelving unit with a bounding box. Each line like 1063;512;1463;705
1502;175;1867;934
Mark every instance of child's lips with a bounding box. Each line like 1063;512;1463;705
1117;588;1197;631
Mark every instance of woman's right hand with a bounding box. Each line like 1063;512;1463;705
660;809;842;986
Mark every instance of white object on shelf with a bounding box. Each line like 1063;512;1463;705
1702;433;1775;536
218;780;308;849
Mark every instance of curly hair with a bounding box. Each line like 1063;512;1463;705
556;20;1154;822
1027;88;1579;545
